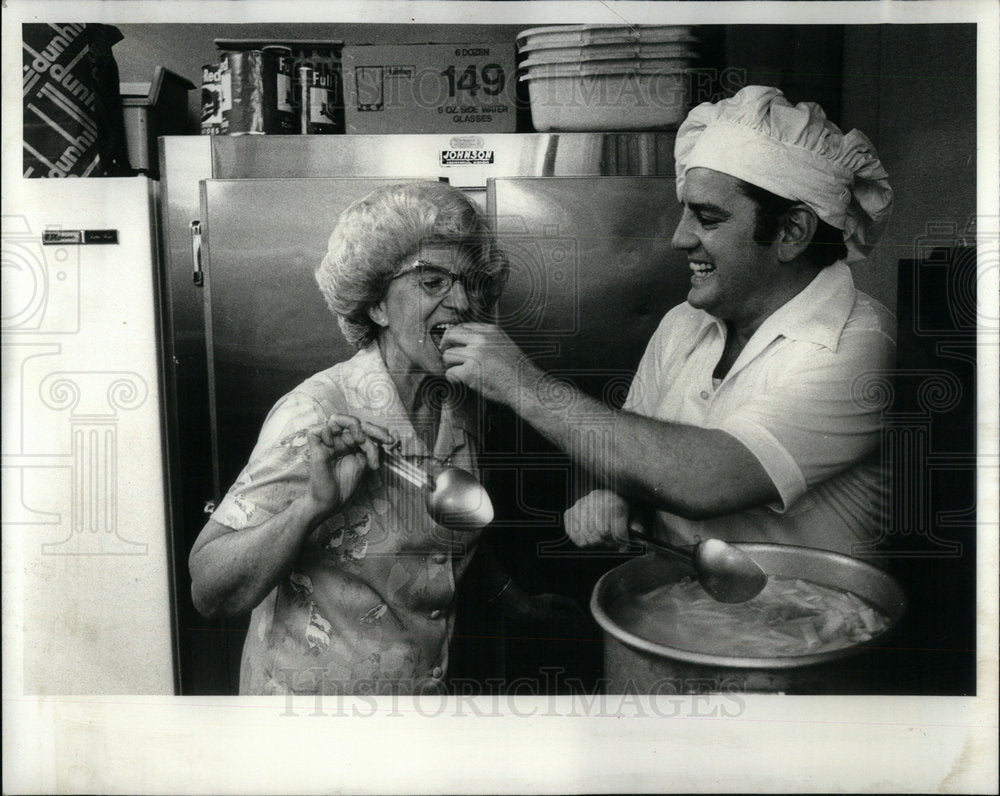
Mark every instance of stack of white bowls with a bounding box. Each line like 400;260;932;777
516;25;698;131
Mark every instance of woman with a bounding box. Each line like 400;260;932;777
188;181;509;695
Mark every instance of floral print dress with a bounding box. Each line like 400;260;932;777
211;346;484;695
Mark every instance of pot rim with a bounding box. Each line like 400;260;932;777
590;543;908;670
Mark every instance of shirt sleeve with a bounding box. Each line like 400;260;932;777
713;323;895;511
211;392;327;529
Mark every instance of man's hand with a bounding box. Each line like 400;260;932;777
563;489;631;548
306;413;395;517
440;322;540;407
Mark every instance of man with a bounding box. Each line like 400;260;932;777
441;85;895;556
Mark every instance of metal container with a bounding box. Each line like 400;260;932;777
199;63;227;135
298;66;339;134
262;47;296;134
222;49;295;135
591;545;907;694
214;38;345;134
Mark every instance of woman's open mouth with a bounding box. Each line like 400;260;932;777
430;322;457;351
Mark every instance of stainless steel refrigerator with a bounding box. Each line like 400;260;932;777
157;133;690;694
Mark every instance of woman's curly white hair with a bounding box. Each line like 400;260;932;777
315;181;508;348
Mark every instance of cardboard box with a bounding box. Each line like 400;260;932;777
342;42;518;134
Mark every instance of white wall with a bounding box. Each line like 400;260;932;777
4;178;176;695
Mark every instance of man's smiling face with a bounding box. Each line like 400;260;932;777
671;167;786;333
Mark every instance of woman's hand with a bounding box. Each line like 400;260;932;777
563;489;631;548
190;412;394;619
306;413;395;517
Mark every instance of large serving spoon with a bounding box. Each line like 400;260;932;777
381;446;494;530
629;524;768;603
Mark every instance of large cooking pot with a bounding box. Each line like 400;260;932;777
591;544;907;694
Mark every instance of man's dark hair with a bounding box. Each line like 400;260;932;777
736;179;848;268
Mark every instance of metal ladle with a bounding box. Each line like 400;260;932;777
381;446;494;530
630;524;768;603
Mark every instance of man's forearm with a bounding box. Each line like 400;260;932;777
512;364;777;519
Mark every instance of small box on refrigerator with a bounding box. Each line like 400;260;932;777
342;42;518;133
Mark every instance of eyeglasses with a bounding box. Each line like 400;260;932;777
391;260;504;304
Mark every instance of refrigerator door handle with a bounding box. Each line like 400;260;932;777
190;220;203;286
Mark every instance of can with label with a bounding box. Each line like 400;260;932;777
263;46;296;133
298;66;339;134
199;62;227;134
223;49;295;134
291;43;344;133
214;39;344;135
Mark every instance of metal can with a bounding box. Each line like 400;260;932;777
292;43;345;133
223;49;295;135
224;50;266;134
263;46;296;133
199;62;227;135
297;65;314;134
298;66;339;134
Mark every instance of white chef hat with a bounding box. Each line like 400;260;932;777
675;85;893;263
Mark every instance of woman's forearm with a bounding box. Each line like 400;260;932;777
189;494;329;618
